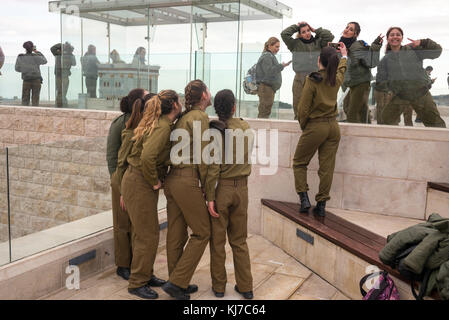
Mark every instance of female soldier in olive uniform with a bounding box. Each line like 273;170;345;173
255;37;291;119
121;91;181;299
293;45;348;217
376;27;446;128
205;89;254;299
281;21;334;120
106;88;148;281
340;22;383;123
162;80;212;300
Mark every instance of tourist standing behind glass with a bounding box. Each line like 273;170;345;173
281;21;334;120
121;91;181;299
162;80;212;300
293;45;347;217
340;22;382;123
51;42;76;108
256;37;291;119
132;47;146;68
81;45;100;98
15;41;47;106
106;88;148;282
376;27;446;128
205;89;254;300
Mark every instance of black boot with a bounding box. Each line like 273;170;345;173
148;275;167;287
128;285;158;299
116;267;130;280
298;192;311;213
313;201;326;217
162;281;191;300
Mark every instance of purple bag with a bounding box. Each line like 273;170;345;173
360;271;400;300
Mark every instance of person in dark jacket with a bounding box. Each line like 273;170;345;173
376;27;446;127
51;42;76;108
293;44;348;217
256;37;291;119
106;88;148;282
15;41;47;106
0;46;5;75
81;45;100;98
281;21;334;120
340;22;383;123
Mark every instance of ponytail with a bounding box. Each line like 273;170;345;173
213;89;235;122
263;37;280;53
125;93;155;130
320;47;340;87
184;79;207;114
132;90;178;141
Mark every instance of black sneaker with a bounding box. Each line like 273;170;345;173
234;285;253;299
162;281;190;300
148;275;167;287
116;267;130;281
128;285;158;299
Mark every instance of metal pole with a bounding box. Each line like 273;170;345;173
6;148;11;263
81;18;84;94
189;6;193;81
107;22;111;64
202;22;206;81
235;1;242;116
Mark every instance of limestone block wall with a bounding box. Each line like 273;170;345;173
0;105;122;242
0;137;112;241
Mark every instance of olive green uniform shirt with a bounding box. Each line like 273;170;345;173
171;106;210;186
298;58;347;130
127;115;174;187
106;113;131;175
281;25;334;73
205;118;254;201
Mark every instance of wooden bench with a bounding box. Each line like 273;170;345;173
261;199;441;299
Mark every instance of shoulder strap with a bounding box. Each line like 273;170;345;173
411;268;433;300
359;271;384;297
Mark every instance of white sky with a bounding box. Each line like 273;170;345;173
1;0;449;97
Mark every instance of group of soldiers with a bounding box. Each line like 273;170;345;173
256;21;446;128
107;82;254;300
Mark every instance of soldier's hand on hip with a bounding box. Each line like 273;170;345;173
208;201;220;218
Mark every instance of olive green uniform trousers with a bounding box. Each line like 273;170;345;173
374;90;391;125
344;82;371;123
292;72;308;120
121;166;160;289
293;119;340;202
382;92;446;128
210;177;253;293
164;168;211;289
55;76;70;108
257;83;275;119
22;79;41;106
110;171;132;269
85;77;97;98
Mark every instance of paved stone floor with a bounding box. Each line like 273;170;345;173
41;234;350;300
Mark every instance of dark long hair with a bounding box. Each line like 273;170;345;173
120;88;146;113
125;93;156;130
348;22;361;38
133;90;179;140
320;47;340;87
385;27;404;53
214;89;235;122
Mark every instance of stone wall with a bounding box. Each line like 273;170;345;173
0;106;121;242
0;137;111;241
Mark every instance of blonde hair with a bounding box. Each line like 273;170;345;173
263;37;280;52
132;90;178;141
